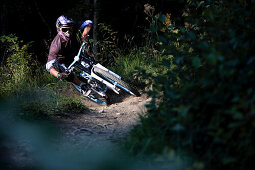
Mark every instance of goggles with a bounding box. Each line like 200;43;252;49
60;27;73;33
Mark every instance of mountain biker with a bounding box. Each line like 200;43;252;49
46;15;92;94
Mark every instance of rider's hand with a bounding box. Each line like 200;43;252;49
57;72;69;80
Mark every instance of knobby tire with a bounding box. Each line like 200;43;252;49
93;67;140;97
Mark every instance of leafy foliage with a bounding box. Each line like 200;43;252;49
0;35;35;95
94;23;119;65
126;1;255;170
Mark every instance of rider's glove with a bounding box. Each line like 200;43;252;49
81;34;89;42
57;72;69;80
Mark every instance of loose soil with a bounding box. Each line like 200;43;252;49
57;90;150;149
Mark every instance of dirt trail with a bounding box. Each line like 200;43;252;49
57;92;150;149
8;90;151;168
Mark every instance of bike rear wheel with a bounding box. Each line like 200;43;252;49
93;67;140;97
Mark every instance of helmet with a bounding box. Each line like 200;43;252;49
56;15;75;41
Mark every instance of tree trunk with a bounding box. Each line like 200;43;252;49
93;0;98;55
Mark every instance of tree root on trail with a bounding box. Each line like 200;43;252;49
71;128;94;135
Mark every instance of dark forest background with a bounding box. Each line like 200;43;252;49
1;0;185;63
1;1;255;170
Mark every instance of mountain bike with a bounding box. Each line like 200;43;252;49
64;42;140;105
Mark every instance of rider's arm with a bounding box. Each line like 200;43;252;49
46;35;62;78
46;59;61;79
80;20;93;39
49;67;60;78
82;24;92;36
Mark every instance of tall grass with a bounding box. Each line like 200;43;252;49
111;45;171;89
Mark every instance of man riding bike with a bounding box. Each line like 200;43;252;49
46;15;92;94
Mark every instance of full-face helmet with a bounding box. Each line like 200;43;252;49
56;15;75;41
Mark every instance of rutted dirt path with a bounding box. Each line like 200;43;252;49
8;91;151;169
57;92;150;149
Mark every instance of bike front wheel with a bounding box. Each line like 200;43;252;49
93;67;140;97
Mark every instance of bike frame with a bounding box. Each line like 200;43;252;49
67;42;122;95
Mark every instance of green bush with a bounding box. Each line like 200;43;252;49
0;35;87;118
126;1;255;170
0;35;39;95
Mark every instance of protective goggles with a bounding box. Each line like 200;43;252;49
60;27;73;33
